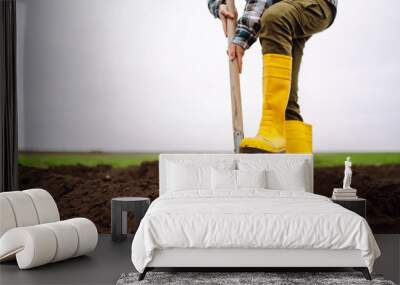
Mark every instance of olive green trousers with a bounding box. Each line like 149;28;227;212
259;0;334;121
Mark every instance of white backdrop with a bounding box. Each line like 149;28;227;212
17;0;400;152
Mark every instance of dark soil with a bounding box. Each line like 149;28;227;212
18;162;400;234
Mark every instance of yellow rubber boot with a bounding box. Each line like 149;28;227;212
240;54;292;153
285;120;313;154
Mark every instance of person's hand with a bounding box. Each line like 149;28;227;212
228;43;244;73
218;4;237;37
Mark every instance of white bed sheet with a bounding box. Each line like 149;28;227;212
131;190;380;273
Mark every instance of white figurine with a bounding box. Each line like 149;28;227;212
343;156;353;189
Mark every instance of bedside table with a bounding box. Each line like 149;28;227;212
331;198;366;218
111;197;150;242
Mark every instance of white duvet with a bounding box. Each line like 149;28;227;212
131;190;380;273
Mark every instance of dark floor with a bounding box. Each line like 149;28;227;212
0;235;134;285
1;234;399;285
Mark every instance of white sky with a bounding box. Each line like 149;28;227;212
17;0;400;152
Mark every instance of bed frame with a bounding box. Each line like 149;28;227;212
139;154;371;280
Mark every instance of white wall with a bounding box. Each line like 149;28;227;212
17;0;400;152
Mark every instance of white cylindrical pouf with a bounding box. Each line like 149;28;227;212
23;189;60;224
43;221;79;262
1;192;39;227
0;226;57;269
0;189;98;269
0;196;17;237
66;218;98;257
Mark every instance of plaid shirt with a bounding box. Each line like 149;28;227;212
208;0;337;50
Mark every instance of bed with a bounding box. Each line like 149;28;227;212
131;154;380;280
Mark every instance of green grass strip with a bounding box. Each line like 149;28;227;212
314;152;400;167
18;152;400;168
18;153;159;168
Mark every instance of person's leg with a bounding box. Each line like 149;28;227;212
240;0;334;153
240;2;302;153
288;0;335;122
259;1;302;55
260;0;334;55
286;36;310;121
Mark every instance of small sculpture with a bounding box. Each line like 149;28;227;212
332;156;357;199
342;156;353;190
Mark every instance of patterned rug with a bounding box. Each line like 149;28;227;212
116;272;396;285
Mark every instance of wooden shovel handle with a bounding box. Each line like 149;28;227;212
226;0;244;153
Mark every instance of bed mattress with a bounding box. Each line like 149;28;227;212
131;190;380;273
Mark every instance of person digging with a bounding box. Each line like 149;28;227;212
208;0;337;153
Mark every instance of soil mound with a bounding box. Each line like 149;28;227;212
18;162;400;234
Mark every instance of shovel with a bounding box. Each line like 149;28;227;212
226;0;244;153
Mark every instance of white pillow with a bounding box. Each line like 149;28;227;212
167;162;211;191
238;160;308;191
166;160;236;192
211;169;268;190
236;169;267;189
211;168;236;190
266;162;307;191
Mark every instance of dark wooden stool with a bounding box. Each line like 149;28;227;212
111;197;150;241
